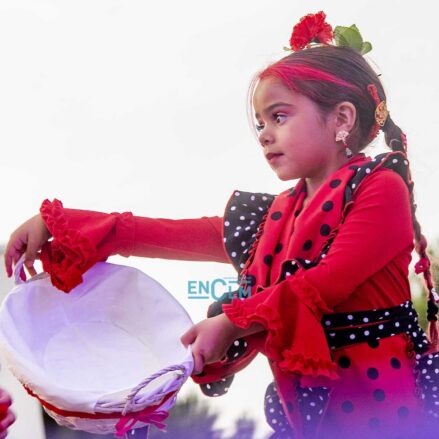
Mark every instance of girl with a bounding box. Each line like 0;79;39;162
4;11;439;439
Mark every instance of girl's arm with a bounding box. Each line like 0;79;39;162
220;169;414;384
38;199;229;293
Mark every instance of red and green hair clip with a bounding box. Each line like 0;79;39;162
284;11;372;55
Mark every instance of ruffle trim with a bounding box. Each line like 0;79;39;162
223;299;284;361
40;199;98;293
223;293;337;381
289;272;333;318
278;351;338;380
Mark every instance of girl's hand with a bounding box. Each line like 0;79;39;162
180;313;266;375
4;214;51;280
0;388;15;438
180;314;241;375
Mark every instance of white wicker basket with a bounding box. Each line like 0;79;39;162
0;256;194;435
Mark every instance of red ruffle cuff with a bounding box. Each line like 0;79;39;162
39;199;135;293
222;272;338;384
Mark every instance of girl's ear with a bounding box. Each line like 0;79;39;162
331;101;357;133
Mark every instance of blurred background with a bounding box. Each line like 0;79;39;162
0;1;438;437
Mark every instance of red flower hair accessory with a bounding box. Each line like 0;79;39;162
286;11;373;55
289;11;333;51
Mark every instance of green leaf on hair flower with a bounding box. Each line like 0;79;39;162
334;25;363;52
283;46;292;52
360;41;372;55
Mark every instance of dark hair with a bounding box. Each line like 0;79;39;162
248;45;438;346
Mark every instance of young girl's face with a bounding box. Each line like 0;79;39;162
253;77;336;181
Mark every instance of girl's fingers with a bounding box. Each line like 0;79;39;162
23;253;41;278
180;326;196;348
4;239;14;276
4;253;12;278
25;264;37;278
28;266;37;277
4;247;20;278
0;391;12;408
6;246;24;279
0;411;15;431
192;351;205;375
19;268;26;282
24;236;40;273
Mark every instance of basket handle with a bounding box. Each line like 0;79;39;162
13;254;48;285
121;361;189;415
13;255;26;285
96;345;194;414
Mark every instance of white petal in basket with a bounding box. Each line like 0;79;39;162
0;256;194;435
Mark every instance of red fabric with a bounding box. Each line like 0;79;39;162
23;384;174;421
39;201;229;292
39;152;423;437
221;154;420;437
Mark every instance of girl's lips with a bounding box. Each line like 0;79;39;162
266;153;284;162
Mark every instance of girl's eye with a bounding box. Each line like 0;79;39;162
275;114;286;123
255;123;264;132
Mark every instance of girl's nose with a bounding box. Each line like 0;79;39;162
259;130;274;147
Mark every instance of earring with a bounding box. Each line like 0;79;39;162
335;130;353;158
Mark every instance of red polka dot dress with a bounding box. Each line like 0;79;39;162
38;151;437;439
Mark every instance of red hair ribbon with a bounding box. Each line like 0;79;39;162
415;257;430;275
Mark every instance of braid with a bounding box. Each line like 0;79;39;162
383;116;439;349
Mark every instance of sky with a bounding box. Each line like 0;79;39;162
0;1;438;437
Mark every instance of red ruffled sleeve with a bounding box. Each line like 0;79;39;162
39;199;229;293
39;199;136;293
222;270;338;386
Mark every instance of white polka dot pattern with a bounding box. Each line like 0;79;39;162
223;190;275;272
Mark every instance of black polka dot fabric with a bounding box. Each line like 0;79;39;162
225;337;248;361
264;382;293;436
322;301;429;353
196;320;249;397
199;374;234;397
344;152;410;205
275;258;318;284
416;351;439;420
297;385;330;437
321;300;439;424
201;190;277;401
200;291;252;398
223;190;275;273
264;381;329;438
